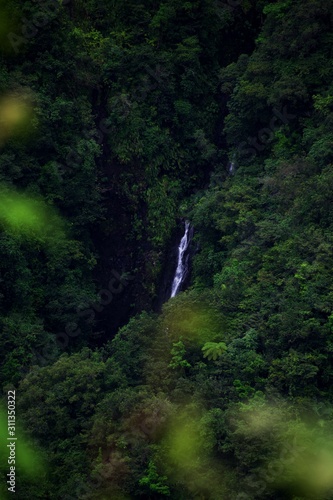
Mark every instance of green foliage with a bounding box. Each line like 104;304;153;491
0;183;66;245
3;0;333;498
202;341;227;361
262;1;293;18
139;460;170;496
169;339;191;369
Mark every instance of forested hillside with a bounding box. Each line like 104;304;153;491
1;0;333;498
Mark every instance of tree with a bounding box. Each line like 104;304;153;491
202;341;227;361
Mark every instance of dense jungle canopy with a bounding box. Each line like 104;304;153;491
1;0;333;498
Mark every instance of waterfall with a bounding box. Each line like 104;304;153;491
228;153;236;175
170;221;193;298
228;161;235;174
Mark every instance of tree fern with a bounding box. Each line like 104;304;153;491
201;341;227;361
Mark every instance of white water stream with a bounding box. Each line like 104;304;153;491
170;221;192;298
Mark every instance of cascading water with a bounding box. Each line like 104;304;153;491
170;221;193;298
228;161;235;174
228;154;236;175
